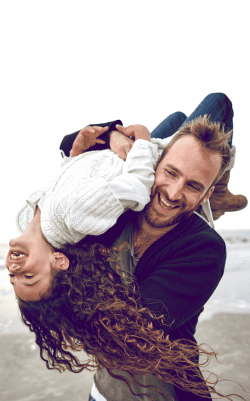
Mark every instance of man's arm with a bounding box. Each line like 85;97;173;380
59;120;123;157
70;126;108;157
59;121;149;161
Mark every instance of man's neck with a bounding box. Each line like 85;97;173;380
133;212;178;258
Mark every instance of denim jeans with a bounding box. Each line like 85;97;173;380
151;93;233;147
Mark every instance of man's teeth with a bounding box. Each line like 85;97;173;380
160;195;175;208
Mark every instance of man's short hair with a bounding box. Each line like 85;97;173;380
158;114;232;185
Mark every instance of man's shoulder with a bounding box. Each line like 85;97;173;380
179;212;226;248
172;213;225;256
142;212;226;265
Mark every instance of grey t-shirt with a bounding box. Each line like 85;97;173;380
113;218;140;274
93;220;179;401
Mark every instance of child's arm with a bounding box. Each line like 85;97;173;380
95;124;159;213
108;138;159;212
60;133;158;241
60;138;159;242
53;124;158;242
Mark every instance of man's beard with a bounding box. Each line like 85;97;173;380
143;188;203;229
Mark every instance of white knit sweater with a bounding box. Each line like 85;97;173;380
17;139;165;249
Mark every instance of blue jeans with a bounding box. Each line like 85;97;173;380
151;93;233;148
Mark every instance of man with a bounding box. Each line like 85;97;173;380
60;93;247;401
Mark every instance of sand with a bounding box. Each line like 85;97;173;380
0;312;250;401
195;313;250;400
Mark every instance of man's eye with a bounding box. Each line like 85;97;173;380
188;184;199;191
166;170;175;176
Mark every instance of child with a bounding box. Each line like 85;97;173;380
6;124;170;301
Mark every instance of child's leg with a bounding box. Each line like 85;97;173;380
180;93;246;216
151;93;233;147
151;111;187;139
178;92;234;147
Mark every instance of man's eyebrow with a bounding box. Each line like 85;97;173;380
166;164;182;174
166;164;205;191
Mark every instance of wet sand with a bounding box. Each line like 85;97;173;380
195;313;250;400
1;313;250;401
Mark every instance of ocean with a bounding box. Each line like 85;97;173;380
0;229;249;334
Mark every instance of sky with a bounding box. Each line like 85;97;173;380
0;0;249;243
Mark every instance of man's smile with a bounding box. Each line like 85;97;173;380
158;193;180;209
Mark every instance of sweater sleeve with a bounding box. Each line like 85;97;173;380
61;141;158;241
43;176;125;247
108;139;159;211
136;231;226;332
43;138;159;245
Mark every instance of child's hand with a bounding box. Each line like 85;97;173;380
115;124;151;142
109;130;134;161
71;126;108;157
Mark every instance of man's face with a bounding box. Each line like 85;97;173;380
144;136;222;229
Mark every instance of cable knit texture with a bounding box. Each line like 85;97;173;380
17;140;159;249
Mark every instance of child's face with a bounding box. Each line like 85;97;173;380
5;233;55;301
6;207;69;301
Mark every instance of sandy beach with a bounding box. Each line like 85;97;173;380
1;230;250;400
0;313;250;401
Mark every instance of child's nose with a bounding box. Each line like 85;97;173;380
9;264;22;273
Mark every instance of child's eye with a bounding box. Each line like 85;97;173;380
9;273;15;278
25;275;34;279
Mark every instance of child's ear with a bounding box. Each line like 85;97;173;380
52;252;69;271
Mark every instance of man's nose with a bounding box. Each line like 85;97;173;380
167;180;184;201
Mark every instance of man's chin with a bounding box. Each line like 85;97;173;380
144;204;193;229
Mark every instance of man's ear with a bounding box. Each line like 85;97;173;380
201;186;215;204
52;252;69;271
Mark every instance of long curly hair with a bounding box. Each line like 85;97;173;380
17;241;245;400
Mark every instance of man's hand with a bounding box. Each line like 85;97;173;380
109;130;135;161
116;124;151;142
71;126;108;157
